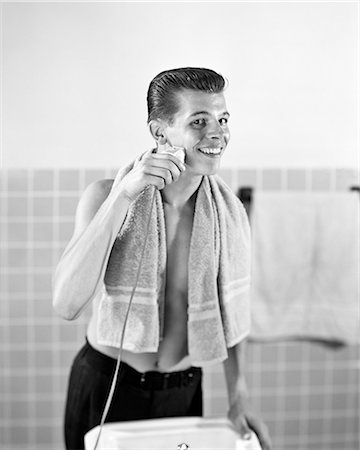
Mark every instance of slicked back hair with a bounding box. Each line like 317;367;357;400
147;67;226;124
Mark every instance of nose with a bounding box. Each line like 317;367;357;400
206;120;228;143
207;120;223;138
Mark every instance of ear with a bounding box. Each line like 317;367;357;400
148;120;167;145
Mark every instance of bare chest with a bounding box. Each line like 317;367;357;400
163;204;194;295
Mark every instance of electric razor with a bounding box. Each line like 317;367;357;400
164;145;186;164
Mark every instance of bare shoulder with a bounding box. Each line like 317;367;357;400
73;178;115;235
82;178;114;206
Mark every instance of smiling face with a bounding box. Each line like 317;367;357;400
162;89;230;176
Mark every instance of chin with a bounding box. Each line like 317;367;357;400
187;155;222;177
204;161;221;176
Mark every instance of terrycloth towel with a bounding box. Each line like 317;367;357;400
250;191;360;344
97;160;251;365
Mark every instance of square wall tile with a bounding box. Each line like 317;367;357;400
58;170;80;191
7;222;29;242
10;425;29;446
7;170;29;192
9;350;30;369
34;350;54;368
261;169;283;190
308;367;328;386
258;393;274;414
33;273;52;293
8;248;29;268
286;169;307;190
33;197;54;218
235;169;259;189
34;222;53;242
35;374;54;395
310;169;332;190
35;400;54;420
34;325;53;344
331;392;349;410
325;416;348;435
284;393;303;412
7;197;28;217
34;170;55;191
33;298;54;318
308;393;326;411
332;371;352;390
8;325;29;345
33;248;53;268
59;196;79;217
59;323;80;342
8;298;29;320
10;400;29;420
259;369;279;389
8;273;30;293
283;418;301;437
9;375;29;396
35;423;55;444
205;395;227;416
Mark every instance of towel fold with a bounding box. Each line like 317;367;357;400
250;191;359;345
97;159;251;365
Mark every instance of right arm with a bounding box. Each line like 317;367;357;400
52;150;186;320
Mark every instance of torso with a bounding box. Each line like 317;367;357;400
87;194;196;373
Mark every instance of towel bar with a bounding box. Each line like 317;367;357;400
237;185;360;207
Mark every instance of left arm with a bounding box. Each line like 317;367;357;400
223;339;272;450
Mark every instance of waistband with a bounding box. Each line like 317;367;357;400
80;339;202;391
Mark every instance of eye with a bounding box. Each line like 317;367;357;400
192;118;206;127
219;117;229;126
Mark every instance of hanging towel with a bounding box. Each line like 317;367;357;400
96;159;251;366
250;191;360;345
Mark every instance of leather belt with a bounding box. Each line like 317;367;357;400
121;365;201;391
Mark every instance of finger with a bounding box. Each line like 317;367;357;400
144;166;174;187
143;160;182;182
238;418;252;441
145;174;166;191
133;149;155;169
246;415;272;450
142;153;184;175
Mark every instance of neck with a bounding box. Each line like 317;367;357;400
161;172;203;208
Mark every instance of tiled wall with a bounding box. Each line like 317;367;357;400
1;167;359;450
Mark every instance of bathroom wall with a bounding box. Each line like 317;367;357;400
1;166;359;450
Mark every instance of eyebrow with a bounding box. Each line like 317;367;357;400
188;111;230;118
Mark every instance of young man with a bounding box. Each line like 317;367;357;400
53;67;271;450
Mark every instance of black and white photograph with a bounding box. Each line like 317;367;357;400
1;1;359;449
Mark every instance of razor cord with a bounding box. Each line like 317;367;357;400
92;185;157;450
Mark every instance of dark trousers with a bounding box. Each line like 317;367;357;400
64;340;203;450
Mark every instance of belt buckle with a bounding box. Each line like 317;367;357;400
185;371;193;387
140;373;146;388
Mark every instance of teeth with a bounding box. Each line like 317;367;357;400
199;147;221;155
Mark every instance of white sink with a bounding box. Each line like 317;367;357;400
84;417;262;450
